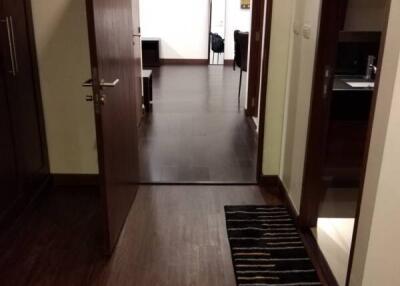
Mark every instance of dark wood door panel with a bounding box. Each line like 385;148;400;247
0;0;49;230
1;0;46;186
0;69;18;218
86;0;141;253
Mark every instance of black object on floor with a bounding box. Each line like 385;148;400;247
225;205;321;286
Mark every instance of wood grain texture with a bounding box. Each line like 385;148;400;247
86;0;141;253
0;0;49;231
246;0;266;116
0;185;282;286
160;59;209;65
138;66;258;183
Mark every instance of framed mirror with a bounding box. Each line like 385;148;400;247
209;0;226;65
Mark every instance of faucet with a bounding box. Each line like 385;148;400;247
365;55;377;80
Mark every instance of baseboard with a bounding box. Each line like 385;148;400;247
259;175;298;220
224;59;234;66
52;174;99;187
259;175;338;286
160;58;208;65
259;175;279;188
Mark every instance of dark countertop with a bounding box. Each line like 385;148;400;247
333;76;375;92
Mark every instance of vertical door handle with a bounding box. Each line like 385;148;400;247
1;16;18;76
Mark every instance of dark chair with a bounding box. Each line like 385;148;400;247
234;30;249;102
210;32;225;64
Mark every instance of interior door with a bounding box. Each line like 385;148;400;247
0;67;18;223
85;0;141;254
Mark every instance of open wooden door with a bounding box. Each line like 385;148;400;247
85;0;141;254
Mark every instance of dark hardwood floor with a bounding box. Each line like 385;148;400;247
139;65;257;183
0;186;281;286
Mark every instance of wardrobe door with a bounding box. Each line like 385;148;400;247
1;0;47;194
0;70;19;221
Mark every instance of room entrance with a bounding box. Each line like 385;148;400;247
137;0;269;184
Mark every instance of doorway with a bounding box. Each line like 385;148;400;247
138;0;268;184
299;0;390;284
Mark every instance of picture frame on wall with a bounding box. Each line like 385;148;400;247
241;0;250;9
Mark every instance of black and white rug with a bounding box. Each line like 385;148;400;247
225;205;321;286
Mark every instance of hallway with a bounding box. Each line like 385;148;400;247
139;65;258;183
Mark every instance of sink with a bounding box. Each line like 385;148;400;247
345;81;375;88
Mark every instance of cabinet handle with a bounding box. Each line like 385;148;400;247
1;17;18;76
9;16;19;75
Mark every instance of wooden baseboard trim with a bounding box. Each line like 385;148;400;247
224;59;234;66
259;175;338;286
160;58;208;65
52;174;99;187
259;175;279;188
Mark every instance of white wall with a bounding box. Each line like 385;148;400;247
139;0;210;59
350;1;400;284
225;0;252;60
139;0;251;60
31;0;98;174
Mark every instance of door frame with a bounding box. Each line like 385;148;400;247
24;0;50;177
297;0;392;284
345;2;392;284
255;0;273;182
246;0;266;117
298;0;349;227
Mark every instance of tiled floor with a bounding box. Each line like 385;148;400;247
139;65;257;183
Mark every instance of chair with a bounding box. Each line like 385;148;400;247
233;30;249;102
210;33;225;64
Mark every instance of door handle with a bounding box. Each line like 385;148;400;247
1;16;18;76
133;34;141;37
82;78;120;87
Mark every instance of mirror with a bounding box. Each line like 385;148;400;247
209;0;226;65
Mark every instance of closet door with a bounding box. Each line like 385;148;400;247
0;69;18;221
1;0;48;194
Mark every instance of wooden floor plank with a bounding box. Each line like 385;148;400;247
0;186;282;286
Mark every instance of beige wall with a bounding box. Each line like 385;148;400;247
31;0;98;174
262;0;295;175
344;0;387;31
276;0;321;210
350;0;400;284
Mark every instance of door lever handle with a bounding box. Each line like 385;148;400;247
1;16;18;76
100;78;120;87
82;78;120;88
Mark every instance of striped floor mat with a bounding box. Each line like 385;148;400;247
225;205;321;286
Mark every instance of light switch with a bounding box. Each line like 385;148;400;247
302;24;312;39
